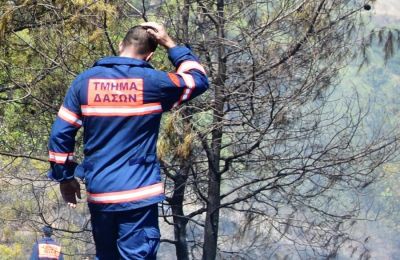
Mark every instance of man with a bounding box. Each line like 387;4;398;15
30;226;64;260
47;22;208;259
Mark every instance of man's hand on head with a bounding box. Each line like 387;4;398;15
141;22;176;49
60;178;81;208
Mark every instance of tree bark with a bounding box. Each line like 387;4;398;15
202;0;226;259
171;1;191;259
171;162;190;260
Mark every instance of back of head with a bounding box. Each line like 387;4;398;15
42;226;53;237
121;26;158;55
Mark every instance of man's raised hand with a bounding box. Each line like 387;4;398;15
141;22;176;49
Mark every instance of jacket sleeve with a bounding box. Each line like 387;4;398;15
156;45;209;111
48;80;82;182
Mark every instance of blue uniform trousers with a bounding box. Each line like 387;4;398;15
90;204;160;260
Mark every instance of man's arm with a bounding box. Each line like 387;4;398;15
48;81;82;207
142;22;209;110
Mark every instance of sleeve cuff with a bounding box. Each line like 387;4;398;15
47;162;78;182
47;171;75;182
168;45;192;66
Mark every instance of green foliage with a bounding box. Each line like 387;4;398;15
0;1;142;257
0;243;22;259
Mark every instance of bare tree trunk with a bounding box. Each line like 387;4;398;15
203;0;226;259
171;2;191;259
171;163;190;260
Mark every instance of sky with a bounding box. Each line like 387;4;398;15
374;0;400;17
373;0;400;25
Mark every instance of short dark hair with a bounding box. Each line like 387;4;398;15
42;226;53;237
122;26;158;55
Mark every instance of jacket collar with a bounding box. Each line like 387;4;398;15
93;56;154;68
40;237;54;242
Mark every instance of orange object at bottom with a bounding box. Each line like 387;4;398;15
38;243;61;259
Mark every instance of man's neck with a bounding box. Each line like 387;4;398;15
118;50;146;60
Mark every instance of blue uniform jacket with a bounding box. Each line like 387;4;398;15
48;46;209;211
30;237;63;260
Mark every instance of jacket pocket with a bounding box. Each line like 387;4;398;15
74;161;93;181
142;227;161;259
124;227;160;259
